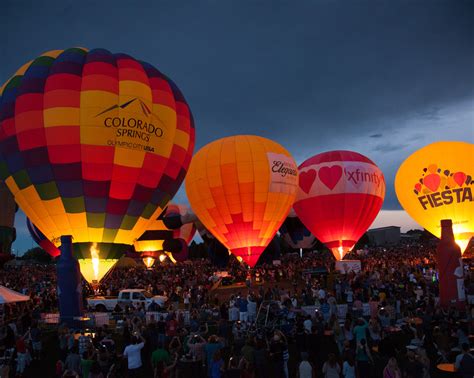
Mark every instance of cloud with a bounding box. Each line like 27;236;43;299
373;143;408;153
370;133;383;138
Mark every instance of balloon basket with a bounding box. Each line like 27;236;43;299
91;280;99;295
72;316;91;330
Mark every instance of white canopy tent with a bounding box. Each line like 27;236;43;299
0;286;30;304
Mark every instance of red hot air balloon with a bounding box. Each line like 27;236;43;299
293;151;385;260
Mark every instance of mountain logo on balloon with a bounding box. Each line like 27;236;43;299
96;97;152;118
95;98;165;145
413;164;473;210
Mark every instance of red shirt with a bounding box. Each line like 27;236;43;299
166;319;178;337
16;338;26;353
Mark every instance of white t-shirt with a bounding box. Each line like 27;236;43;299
343;361;356;378
299;361;313;378
303;319;312;333
123;342;144;369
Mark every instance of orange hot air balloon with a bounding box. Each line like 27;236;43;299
293;151;386;260
395;141;474;253
185;135;298;267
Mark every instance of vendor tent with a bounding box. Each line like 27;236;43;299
0;286;30;304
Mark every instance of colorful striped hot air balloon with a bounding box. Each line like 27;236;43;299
0;48;195;251
26;217;60;258
279;210;318;251
185;135;298;267
294;150;385;260
134;203;195;263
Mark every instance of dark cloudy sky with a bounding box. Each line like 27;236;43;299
1;0;473;253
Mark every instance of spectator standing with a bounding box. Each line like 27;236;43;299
123;333;146;377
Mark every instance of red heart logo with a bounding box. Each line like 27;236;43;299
453;172;467;187
423;174;440;192
299;169;317;194
319;165;343;190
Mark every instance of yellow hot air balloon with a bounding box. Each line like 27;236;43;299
395;141;474;253
185;135;298;267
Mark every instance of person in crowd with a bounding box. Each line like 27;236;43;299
78;330;91;357
269;332;286;378
322;353;340;378
353;318;368;343
29;321;42;360
210;350;225;378
151;341;171;375
355;339;372;377
205;334;223;376
342;355;356;378
383;357;402;378
455;342;474;378
298;352;314;378
123;332;145;377
247;294;257;323
80;350;95;378
238;294;249;323
65;346;81;376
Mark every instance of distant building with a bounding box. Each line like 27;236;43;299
367;226;401;246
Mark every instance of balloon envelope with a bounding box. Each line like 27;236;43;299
279;211;317;250
133;203;194;262
163;204;196;244
26;217;60;257
0;47;195;246
395;141;473;252
294;150;385;260
185;135;298;267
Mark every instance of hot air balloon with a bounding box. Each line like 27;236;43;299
26;217;60;258
163;204;197;244
134;203;196;263
0;181;17;265
0;48;195;321
279;209;317;251
0;47;195;247
185;135;298;267
395;141;473;253
294;150;385;260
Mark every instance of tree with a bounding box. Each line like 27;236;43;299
20;247;52;263
354;232;370;249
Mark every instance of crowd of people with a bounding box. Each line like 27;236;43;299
0;241;474;377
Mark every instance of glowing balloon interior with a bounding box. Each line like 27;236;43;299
395;141;473;253
0;47;195;246
186;135;298;267
78;259;118;284
142;256;155;268
294;150;385;260
77;243;118;284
